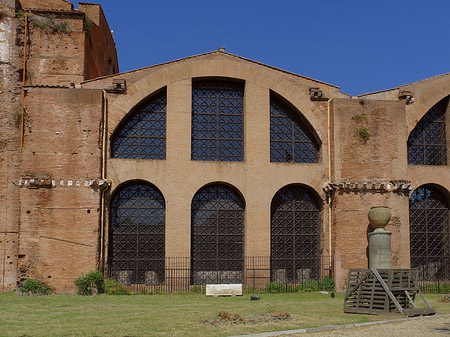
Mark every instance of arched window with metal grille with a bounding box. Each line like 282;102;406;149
408;96;448;165
191;80;244;161
271;184;321;283
410;185;450;281
191;184;245;284
111;89;166;159
110;182;165;285
270;95;320;163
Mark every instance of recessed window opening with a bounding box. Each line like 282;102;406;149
191;80;244;162
111;89;166;160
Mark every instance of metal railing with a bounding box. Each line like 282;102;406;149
109;255;334;294
415;256;450;293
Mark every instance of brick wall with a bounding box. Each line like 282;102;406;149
20;0;73;11
0;0;23;291
330;99;410;290
18;88;103;292
21;1;118;86
80;3;119;79
26;16;86;86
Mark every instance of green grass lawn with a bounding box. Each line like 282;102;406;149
1;292;449;337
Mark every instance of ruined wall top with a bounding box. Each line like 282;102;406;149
20;0;74;11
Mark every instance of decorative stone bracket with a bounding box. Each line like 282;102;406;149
323;180;413;194
106;79;127;94
398;90;414;105
309;87;328;101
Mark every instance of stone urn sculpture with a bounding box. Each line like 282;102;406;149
367;206;392;269
368;206;391;230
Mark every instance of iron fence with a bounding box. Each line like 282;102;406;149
109;255;334;294
415;256;450;293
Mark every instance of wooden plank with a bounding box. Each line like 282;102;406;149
347;270;372;297
417;290;435;313
372;268;405;314
404;291;417;309
404;308;436;316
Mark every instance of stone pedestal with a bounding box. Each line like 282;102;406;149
368;229;392;269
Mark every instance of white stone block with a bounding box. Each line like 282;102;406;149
206;284;242;297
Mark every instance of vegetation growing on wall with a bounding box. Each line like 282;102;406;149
11;108;22;127
352;112;371;143
354;126;371;142
31;15;69;34
83;16;93;36
15;10;25;18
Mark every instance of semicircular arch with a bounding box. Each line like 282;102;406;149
107;56;327;139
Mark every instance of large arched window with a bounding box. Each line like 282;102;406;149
111;90;166;159
191;184;245;284
191;80;244;161
410;185;450;281
271;185;321;283
408;96;448;165
110;182;165;285
270;95;319;163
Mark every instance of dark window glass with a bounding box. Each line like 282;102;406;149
271;185;321;283
192;81;244;161
111;90;166;159
408;97;448;165
191;184;244;284
410;185;450;281
270;96;319;163
110;182;165;285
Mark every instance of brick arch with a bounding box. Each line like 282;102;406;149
109;180;166;285
410;183;450;202
190;180;247;208
269;91;322;163
106;54;331;140
190;182;245;284
409;184;450;281
407;95;448;166
110;87;167;160
267;181;325;206
409;93;450;132
405;73;450;134
270;183;323;283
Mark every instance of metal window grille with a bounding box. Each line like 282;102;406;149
191;81;244;161
191;184;245;284
110;182;165;285
408;97;448;165
111;90;166;159
271;185;321;283
410;185;450;281
270;97;319;163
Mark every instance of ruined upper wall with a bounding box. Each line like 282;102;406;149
79;3;119;79
20;0;73;11
17;0;118;86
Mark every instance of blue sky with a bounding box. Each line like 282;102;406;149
73;0;450;96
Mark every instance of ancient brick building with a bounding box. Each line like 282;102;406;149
1;0;449;293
